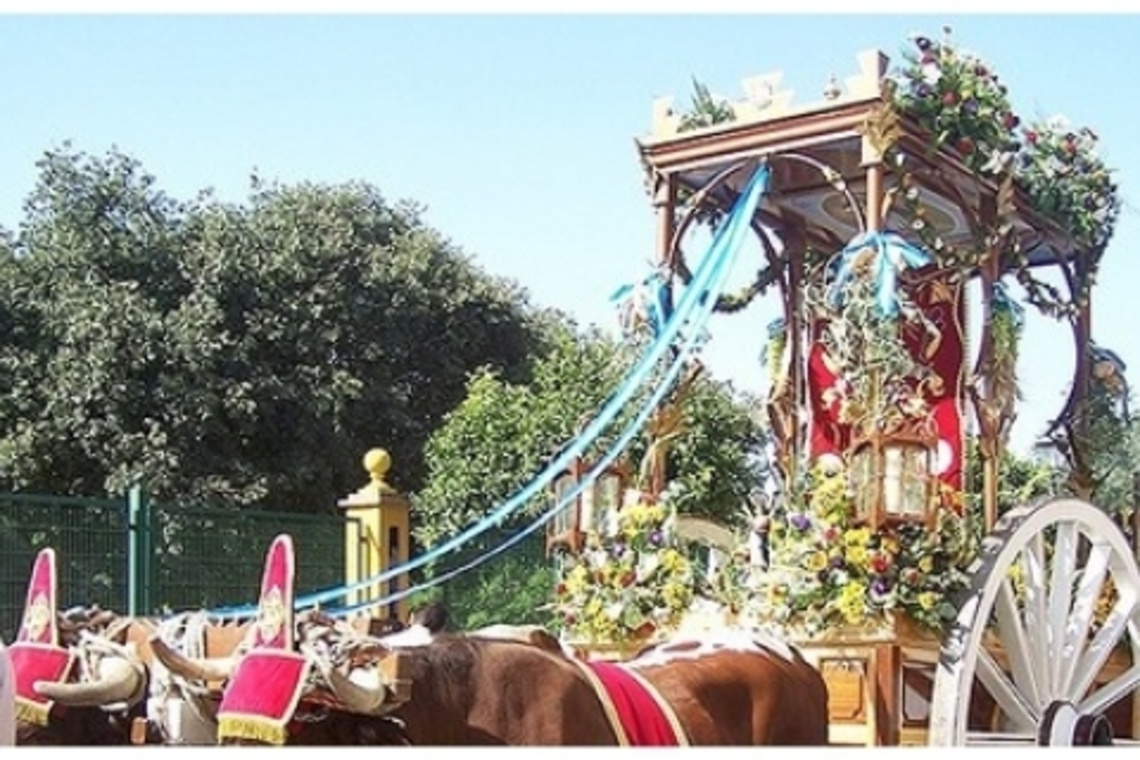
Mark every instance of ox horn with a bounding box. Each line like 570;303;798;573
34;656;145;708
148;635;235;683
325;666;390;715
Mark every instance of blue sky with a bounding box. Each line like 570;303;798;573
0;14;1136;458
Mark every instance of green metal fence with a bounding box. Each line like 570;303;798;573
0;493;129;640
0;488;362;641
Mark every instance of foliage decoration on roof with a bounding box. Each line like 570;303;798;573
885;26;1119;318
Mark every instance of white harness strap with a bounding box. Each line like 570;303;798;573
148;613;220;745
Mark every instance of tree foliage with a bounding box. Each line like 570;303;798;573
411;323;767;628
0;144;541;511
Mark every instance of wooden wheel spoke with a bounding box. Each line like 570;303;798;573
1071;593;1136;699
1057;540;1110;697
1022;532;1050;690
976;645;1039;730
1080;662;1140;716
1046;522;1078;695
995;574;1043;708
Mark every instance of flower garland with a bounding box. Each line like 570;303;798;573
748;459;973;638
809;248;934;436
889;27;1119;319
990;281;1025;435
551;498;696;645
1017;116;1120;251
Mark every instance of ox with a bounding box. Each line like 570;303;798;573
309;628;829;745
13;606;249;745
166;609;828;746
9;548;254;746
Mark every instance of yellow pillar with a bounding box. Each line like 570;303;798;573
338;448;411;623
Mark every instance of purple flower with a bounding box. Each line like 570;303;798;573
648;531;663;547
611;542;627;558
789;513;811;532
868;579;893;604
915;82;934;99
962;98;979;115
830;555;845;569
915;36;933;52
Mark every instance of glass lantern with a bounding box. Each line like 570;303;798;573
848;428;936;531
545;456;628;556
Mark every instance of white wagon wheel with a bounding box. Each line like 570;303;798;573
928;497;1140;746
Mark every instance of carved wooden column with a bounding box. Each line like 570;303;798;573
653;169;677;274
783;219;807;487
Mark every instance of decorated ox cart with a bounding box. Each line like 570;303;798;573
6;29;1136;749
547;28;1135;747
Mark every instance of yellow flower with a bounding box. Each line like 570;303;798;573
805;551;829;573
565;565;589;594
917;591;938;611
881;535;900;555
663;581;691;609
919;556;934;574
846;543;868;568
844;527;872;547
661;548;687;574
837;581;867;625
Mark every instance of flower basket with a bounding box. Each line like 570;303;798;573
551;498;697;646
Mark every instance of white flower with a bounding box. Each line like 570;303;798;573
1046;114;1071;132
604;602;625;622
921;62;942;85
817;453;845;477
980;149;1014;175
637;553;660;581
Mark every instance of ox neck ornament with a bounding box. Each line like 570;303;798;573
256;587;286;648
21;595;52;645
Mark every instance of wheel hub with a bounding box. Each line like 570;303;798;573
1038;701;1114;746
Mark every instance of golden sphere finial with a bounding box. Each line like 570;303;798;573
363;448;391;483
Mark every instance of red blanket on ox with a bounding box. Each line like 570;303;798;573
217;649;311;746
575;659;688;746
7;642;74;727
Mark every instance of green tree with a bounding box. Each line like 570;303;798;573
0;144;541;511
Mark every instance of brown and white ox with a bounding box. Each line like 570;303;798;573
14;607;249;746
168;610;829;746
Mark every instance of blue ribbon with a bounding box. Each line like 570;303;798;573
324;164;773;618
826;231;932;318
205;163;772;618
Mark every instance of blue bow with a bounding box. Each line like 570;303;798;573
767;317;786;340
1091;342;1127;375
610;268;673;340
826;231;933;318
992;281;1025;330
